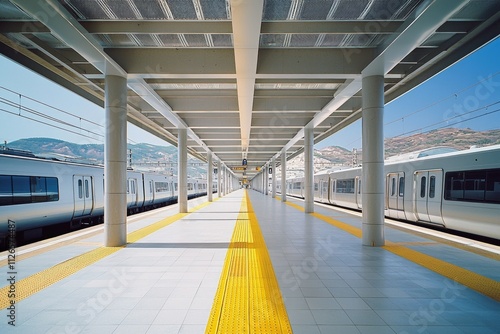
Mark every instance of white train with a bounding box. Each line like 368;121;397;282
280;145;500;240
0;150;217;247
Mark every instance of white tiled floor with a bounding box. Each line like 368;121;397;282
249;191;500;334
1;189;499;334
0;193;239;334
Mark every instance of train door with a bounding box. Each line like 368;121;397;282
146;179;154;205
355;176;362;209
330;179;336;204
73;175;94;217
127;178;138;207
320;179;328;202
387;172;405;218
414;170;444;225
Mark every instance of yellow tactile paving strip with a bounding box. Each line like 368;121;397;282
0;246;123;309
278;197;500;302
0;199;215;309
206;190;292;334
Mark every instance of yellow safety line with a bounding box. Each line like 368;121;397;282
311;212;363;239
278;196;500;261
0;246;123;309
0;199;216;309
206;190;292;334
383;241;500;301
281;198;500;302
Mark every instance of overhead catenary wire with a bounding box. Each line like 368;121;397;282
0;97;104;139
0;86;140;144
337;72;500;149
0;107;104;142
0;86;102;127
385;71;500;126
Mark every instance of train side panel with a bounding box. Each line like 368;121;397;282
329;168;362;210
0;155;105;235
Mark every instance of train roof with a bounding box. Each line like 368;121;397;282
385;146;458;162
323;144;500;176
385;144;500;165
0;146;36;158
1;148;105;167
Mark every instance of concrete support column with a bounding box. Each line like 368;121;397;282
271;157;276;198
207;152;213;202
281;150;287;202
266;165;270;195
104;75;127;247
178;128;188;213
217;160;221;198
260;173;263;193
226;169;229;194
223;168;226;195
225;168;229;194
362;75;385;247
220;167;224;196
304;125;314;213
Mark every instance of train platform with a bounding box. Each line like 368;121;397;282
1;189;499;334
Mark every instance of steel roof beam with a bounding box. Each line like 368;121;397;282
11;0;218;162
231;0;264;154
1;20;475;35
272;0;470;163
11;0;126;77
105;48;372;76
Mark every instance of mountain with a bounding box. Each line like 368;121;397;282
4;128;499;179
384;128;500;157
4;137;205;177
286;128;500;178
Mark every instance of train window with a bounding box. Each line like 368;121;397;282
322;181;328;193
46;177;59;201
85;180;90;198
14;176;32;203
445;169;500;204
391;178;396;196
429;176;436;198
131;180;136;194
314;183;319;191
399;177;405;197
0;175;13;205
336;179;355;193
445;171;464;200
1;175;59;206
155;182;169;192
126;180;130;194
31;176;47;202
78;179;83;199
420;176;426;198
485;170;500;203
358;180;361;194
464;171;486;201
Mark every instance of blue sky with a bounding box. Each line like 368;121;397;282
317;36;500;149
1;36;499;150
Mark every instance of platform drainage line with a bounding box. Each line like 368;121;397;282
206;190;292;334
281;198;500;302
0;200;215;309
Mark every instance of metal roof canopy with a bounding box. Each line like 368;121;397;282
1;0;499;180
